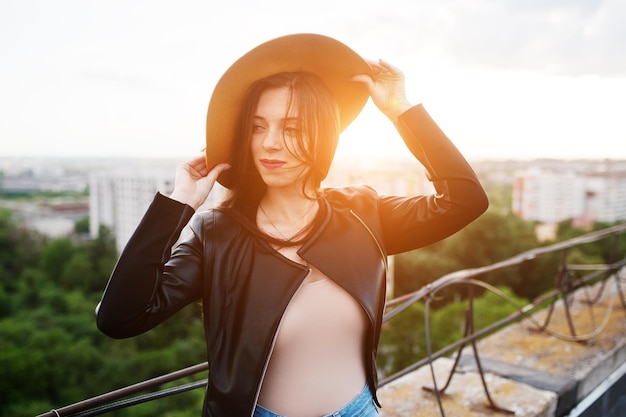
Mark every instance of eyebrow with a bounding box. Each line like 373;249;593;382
252;115;300;123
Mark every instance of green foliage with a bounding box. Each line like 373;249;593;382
41;238;77;283
394;250;464;295
386;189;626;378
74;215;90;234
379;286;529;377
378;302;426;376
594;221;626;262
554;220;626;264
393;209;546;302
471;286;529;329
584;221;626;264
387;207;548;376
0;208;44;294
482;183;513;216
0;189;88;200
0;212;208;417
1;190;623;416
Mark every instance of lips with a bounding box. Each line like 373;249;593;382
260;159;286;170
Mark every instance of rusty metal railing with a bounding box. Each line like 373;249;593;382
381;223;626;416
38;223;626;417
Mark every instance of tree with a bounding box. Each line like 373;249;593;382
0;211;208;416
88;225;118;290
0;208;43;291
74;215;90;235
379;286;528;377
394;249;464;296
393;209;543;302
61;250;97;291
379;302;426;377
40;238;76;284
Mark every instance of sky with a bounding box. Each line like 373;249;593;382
1;0;625;163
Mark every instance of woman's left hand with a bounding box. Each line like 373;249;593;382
352;59;413;121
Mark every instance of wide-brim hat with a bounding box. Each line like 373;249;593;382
205;33;372;188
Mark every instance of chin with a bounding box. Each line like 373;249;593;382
263;180;298;190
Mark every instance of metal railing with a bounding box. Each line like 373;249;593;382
38;223;626;417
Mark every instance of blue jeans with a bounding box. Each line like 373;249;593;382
253;385;379;417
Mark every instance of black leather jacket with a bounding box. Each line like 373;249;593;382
96;105;489;417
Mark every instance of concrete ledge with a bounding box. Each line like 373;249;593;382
378;277;626;416
457;356;578;415
378;357;557;417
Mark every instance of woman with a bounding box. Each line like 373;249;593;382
96;34;488;417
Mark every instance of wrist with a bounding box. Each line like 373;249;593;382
169;190;202;210
387;100;413;122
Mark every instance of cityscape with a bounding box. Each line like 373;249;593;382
1;156;625;253
3;0;626;414
2;156;625;416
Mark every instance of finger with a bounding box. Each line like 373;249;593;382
367;61;388;76
378;59;403;76
182;154;207;173
350;74;375;90
205;162;231;183
362;58;381;69
185;159;209;178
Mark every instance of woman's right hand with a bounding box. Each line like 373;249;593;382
169;154;231;210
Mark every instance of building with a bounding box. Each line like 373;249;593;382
89;170;225;253
585;170;626;224
512;165;626;227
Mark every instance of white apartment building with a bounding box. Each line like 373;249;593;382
90;171;225;253
512;167;626;227
585;171;626;224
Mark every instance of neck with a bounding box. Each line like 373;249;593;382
257;188;320;244
260;186;319;223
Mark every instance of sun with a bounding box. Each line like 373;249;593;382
335;101;408;162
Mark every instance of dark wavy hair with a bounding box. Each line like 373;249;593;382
219;71;340;219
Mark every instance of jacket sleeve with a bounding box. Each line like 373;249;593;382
378;104;489;254
95;192;204;339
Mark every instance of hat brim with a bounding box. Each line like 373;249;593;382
205;33;372;188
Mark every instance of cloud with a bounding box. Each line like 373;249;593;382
428;0;626;76
1;0;625;160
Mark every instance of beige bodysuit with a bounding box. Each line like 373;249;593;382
257;247;368;417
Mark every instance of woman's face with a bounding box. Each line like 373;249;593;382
250;87;309;191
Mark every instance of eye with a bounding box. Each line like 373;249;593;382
283;124;300;137
252;123;266;133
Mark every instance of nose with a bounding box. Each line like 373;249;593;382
262;127;283;151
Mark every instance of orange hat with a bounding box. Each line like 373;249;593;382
205;33;372;188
